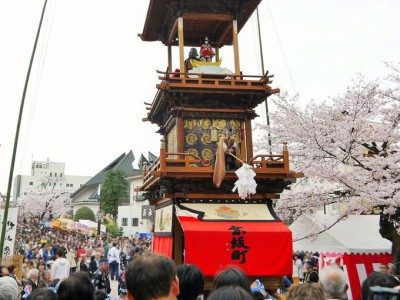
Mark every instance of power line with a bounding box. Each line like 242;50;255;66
265;0;297;94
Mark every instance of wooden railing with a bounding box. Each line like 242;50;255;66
141;146;291;189
155;70;278;92
249;152;289;173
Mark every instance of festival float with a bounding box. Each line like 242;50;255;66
138;0;303;290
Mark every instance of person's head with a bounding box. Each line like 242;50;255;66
208;286;254;300
95;252;101;260
380;263;389;273
212;267;251;294
361;271;399;300
38;261;46;271
286;283;325;300
56;248;64;258
99;259;109;273
125;253;179;300
188;48;198;59
57;271;95;300
0;265;9;276
27;268;39;282
388;263;397;275
304;261;314;271
177;264;205;300
26;287;57;300
319;265;347;299
0;276;20;300
7;264;17;275
42;270;51;282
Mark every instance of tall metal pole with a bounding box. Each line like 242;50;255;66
256;7;272;152
97;184;101;236
0;0;48;259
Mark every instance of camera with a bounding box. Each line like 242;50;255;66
369;286;400;300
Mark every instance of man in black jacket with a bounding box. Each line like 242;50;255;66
304;261;319;283
92;259;111;294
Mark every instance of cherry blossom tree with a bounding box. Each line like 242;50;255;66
255;63;399;234
18;189;71;222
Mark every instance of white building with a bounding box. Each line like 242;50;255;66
71;151;156;237
118;170;153;237
13;158;91;201
70;151;136;217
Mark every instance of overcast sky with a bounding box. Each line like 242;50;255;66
1;0;399;195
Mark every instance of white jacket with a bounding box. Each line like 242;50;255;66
51;257;70;281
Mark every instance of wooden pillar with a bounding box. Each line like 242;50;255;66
283;142;290;173
232;19;240;75
215;47;220;61
178;17;185;77
176;116;184;152
245;117;253;161
160;138;166;171
168;44;172;73
240;121;246;162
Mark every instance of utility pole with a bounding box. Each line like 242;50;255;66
256;7;272;152
0;0;48;259
97;184;102;236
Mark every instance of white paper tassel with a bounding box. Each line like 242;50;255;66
232;164;257;199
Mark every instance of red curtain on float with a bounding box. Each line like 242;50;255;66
152;236;173;258
177;216;292;276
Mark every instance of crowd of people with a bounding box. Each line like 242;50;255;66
1;219;400;300
0;218;151;299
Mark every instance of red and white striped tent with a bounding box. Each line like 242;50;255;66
290;215;392;300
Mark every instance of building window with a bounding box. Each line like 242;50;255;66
132;218;139;226
70;184;73;187
29;182;33;185
55;173;57;177
66;184;69;187
122;218;128;226
60;183;62;186
60;173;63;177
50;172;52;177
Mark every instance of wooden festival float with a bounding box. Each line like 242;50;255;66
138;0;303;291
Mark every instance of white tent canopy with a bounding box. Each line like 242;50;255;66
290;215;391;254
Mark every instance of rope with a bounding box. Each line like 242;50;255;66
227;152;246;165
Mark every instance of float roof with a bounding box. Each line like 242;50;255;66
139;0;262;47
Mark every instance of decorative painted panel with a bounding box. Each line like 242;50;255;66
183;117;242;165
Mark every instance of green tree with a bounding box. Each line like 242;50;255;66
105;224;123;238
73;207;96;222
101;170;129;223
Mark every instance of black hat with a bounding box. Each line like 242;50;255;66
305;260;314;268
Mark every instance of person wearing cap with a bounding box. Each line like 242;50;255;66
184;48;201;73
92;258;111;294
304;260;319;283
